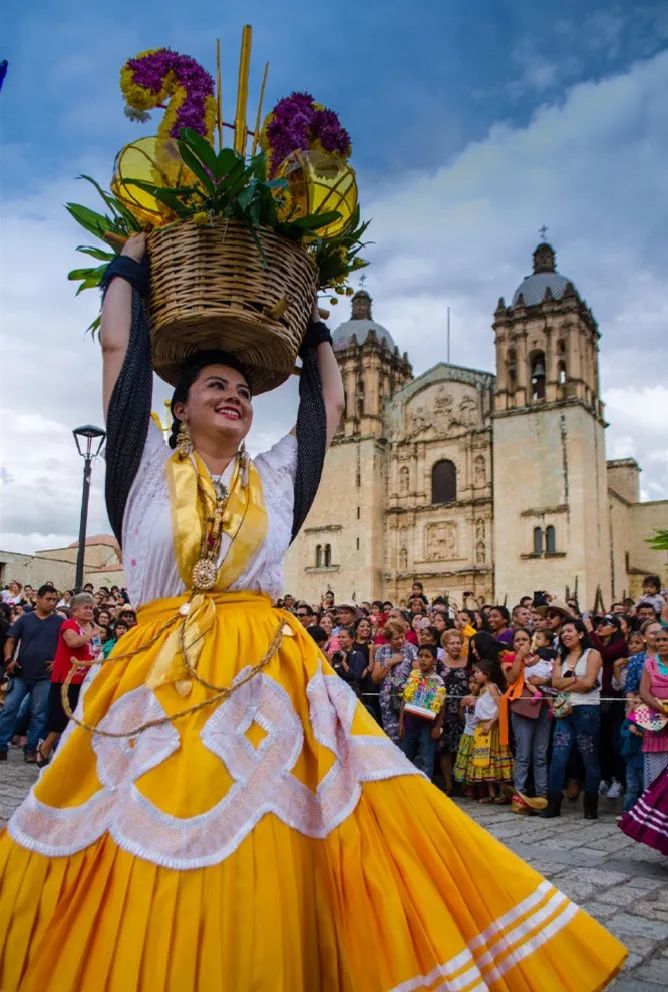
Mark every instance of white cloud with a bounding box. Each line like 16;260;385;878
1;48;667;554
359;47;668;497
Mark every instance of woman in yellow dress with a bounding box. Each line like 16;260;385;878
0;234;625;991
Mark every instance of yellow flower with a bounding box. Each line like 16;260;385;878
193;211;210;226
275;188;294;222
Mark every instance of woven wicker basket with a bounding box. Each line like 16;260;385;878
147;216;317;394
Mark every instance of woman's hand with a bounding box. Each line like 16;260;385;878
311;292;321;322
388;652;404;668
121;232;147;262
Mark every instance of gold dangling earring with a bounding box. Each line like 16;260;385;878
176;421;193;459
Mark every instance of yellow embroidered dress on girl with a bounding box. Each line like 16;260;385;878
0;425;625;991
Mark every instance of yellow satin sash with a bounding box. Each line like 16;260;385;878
165;449;268;592
147;450;268;696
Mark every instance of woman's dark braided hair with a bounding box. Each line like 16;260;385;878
168;349;252;449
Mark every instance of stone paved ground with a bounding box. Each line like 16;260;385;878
1;747;666;989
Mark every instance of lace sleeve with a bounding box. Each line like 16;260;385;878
254;434;298;488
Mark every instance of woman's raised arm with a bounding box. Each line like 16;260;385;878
100;233;146;420
310;297;345;447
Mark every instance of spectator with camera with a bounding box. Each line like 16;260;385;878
330;626;366;693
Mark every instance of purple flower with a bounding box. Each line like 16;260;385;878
124;49;215;137
263;92;351;176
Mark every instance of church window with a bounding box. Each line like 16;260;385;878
431;460;456;504
356;537;360;551
545;526;556;554
315;544;322;568
533;527;543;555
557;361;567;385
530;352;546;401
557;338;566;353
324;544;332;567
507;348;517;393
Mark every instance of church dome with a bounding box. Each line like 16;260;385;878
511;242;578;307
332;289;396;351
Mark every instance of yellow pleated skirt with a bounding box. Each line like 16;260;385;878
0;592;625;992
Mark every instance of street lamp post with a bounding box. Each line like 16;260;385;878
73;425;106;592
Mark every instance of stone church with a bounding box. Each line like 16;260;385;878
284;242;666;608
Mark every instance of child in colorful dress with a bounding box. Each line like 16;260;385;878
469;658;513;803
454;673;480;796
399;644;446;777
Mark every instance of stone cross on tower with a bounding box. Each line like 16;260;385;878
539;224;549;241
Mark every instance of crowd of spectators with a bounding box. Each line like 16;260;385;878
283;575;668;818
1;574;667;821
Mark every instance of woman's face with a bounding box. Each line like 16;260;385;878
432;614;447;632
98;611;111;627
389;632;405;652
561;623;582;650
444;633;463;657
411;614;424;631
655;630;668;660
513;629;531;651
175;364;253;449
320;614;332;635
73;602;95;624
645;623;661;649
9;581;20;595
418;627;435;646
356;619;371;641
115;623;129;639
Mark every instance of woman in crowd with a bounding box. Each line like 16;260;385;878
1;581;24;606
318;611;336;655
625;619;662;698
417;624;445;663
590;614;628;799
102;618;129;659
372;618;416;742
37;593;102;767
355;616;381;724
502;627;553;813
637;626;668;788
543;620;603;819
0;234;625;991
437;629;470;794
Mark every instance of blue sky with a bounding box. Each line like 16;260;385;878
1;0;667;552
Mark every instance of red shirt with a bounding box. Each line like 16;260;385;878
51;619;99;685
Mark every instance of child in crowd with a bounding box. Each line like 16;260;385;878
612;629;645;694
468;659;513;803
619;716;644;813
454;674;480;797
399;644;446;777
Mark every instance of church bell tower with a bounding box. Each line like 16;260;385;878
491;241;612;607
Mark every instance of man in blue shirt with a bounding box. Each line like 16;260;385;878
0;584;63;763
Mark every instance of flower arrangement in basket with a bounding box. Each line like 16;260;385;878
67;27;369;393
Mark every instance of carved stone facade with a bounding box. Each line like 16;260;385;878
284;251;667;607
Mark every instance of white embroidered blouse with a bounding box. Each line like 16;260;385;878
121;422;297;607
